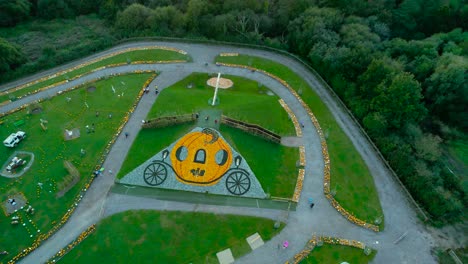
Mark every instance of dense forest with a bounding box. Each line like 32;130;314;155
0;0;466;224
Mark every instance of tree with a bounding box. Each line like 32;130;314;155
370;72;427;129
148;5;186;35
0;0;31;26
425;54;468;129
185;0;210;32
37;0;72;19
115;4;152;36
358;57;403;98
0;38;27;74
405;124;442;162
392;0;468;39
287;7;344;57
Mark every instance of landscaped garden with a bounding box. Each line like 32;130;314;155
0;72;155;262
118;73;299;198
300;244;376;264
57;210;283;263
0;48;190;103
216;55;384;227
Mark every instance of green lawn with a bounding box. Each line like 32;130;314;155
147;73;296;135
300;244;376;264
220;125;298;198
0;49;189;103
58;210;283;264
118;73;299;197
216;55;383;225
117;123;194;179
0;73;153;262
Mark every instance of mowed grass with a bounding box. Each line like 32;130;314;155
220;125;298;198
118;73;299;197
59;210;283;264
216;55;383;225
147;73;296;135
117;123;194;179
0;73;153;261
0;49;189;103
300;244;376;264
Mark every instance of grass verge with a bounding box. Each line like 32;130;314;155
300;244;376;264
59;210;283;263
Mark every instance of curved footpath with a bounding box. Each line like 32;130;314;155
0;42;436;264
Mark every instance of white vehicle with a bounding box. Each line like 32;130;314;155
6;156;25;171
3;131;26;148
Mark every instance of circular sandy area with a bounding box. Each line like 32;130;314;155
206;77;233;89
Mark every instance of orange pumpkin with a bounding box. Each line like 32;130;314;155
170;129;232;186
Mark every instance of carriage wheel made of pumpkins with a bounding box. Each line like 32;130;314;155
225;170;251;195
143;162;168;186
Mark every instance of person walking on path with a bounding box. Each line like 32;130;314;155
125;132;129;138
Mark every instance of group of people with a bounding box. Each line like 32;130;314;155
143;86;159;95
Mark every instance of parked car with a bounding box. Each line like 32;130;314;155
3;131;26;147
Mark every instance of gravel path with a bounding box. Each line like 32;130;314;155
0;41;436;264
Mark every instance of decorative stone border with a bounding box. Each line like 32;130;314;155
217;62;379;232
46;224;96;263
6;72;157;263
299;146;306;167
292;169;305;202
219;53;239;57
0;46;188;101
278;99;302;137
288;235;368;264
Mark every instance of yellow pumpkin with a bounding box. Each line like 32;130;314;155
170;129;232;186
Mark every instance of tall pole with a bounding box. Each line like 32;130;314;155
212;73;221;106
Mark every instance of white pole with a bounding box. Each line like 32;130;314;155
212;73;221;106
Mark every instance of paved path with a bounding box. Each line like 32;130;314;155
0;42;436;264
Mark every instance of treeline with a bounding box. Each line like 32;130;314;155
0;0;466;223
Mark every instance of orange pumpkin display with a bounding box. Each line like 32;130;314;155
170;128;233;185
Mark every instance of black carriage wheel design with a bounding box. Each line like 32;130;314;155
143;163;167;186
225;171;251;195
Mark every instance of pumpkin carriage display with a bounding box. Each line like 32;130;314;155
142;128;252;195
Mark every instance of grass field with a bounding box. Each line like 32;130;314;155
0;73;153;262
0;49;189;103
216;55;383;225
59;210;283;263
118;73;299;197
300;244;376;264
147;73;296;135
